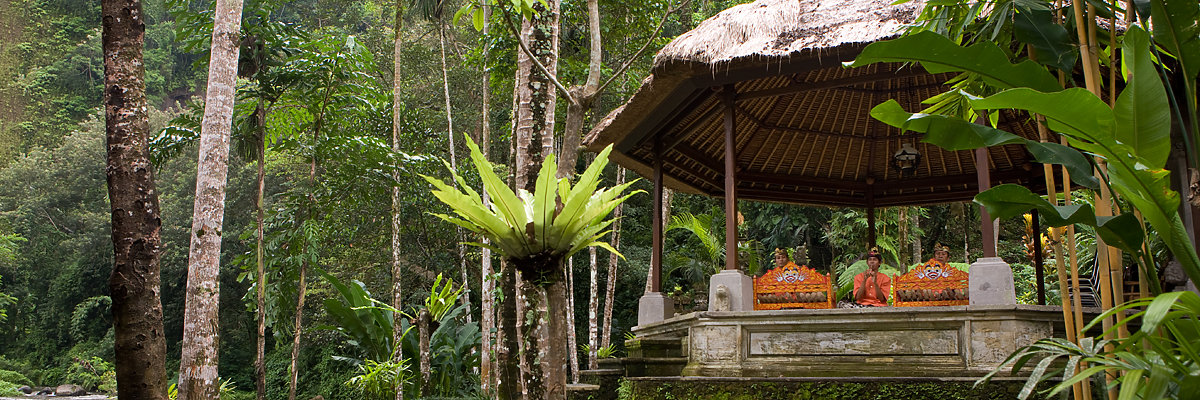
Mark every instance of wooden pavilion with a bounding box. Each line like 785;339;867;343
582;0;1071;379
585;0;1049;323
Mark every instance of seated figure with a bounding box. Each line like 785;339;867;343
892;243;969;306
753;248;832;310
853;248;891;307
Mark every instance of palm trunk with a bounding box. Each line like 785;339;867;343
178;0;243;395
600;167;624;349
391;2;406;399
101;0;168;395
254;101;268;400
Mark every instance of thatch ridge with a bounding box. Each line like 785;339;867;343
653;0;922;69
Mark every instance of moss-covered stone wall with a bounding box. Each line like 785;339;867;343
617;378;1052;400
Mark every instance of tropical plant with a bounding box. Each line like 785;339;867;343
579;343;618;359
665;210;724;286
983;291;1200;399
424;137;639;399
345;355;410;400
848;0;1200;395
424;274;463;322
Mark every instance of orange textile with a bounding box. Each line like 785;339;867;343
853;271;891;306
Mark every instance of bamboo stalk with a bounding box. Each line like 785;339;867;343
1036;113;1084;400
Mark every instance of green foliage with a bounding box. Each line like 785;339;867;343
62;356;115;392
0;369;32;387
579;343;618;359
345;355;409;399
424;137;640;280
982;291;1200;399
664;209;724;287
425;273;463;322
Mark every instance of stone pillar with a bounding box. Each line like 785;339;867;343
969;257;1016;305
637;292;674;326
708;270;754;311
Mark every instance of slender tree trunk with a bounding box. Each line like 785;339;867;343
438;24;474;322
254;101;268;400
909;208;921;266
518;279;545;399
566;256;579;381
479;4;495;395
418;309;432;397
101;0;168;396
600;167;624;350
391;2;406;400
586;246;599;370
555;0;603;179
289;118;322;400
178;0;244;395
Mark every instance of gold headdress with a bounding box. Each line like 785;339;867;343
934;243;950;253
866;247;882;260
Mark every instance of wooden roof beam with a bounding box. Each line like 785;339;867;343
735;68;929;102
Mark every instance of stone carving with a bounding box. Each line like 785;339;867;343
712;284;731;311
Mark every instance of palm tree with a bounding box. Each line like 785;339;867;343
424;138;638;399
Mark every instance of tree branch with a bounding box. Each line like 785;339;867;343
596;0;689;95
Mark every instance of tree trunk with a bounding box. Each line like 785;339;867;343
586;246;599;370
254;101;267;400
178;0;244;396
418;309;432;397
391;2;406;399
287;264;307;400
512;0;559;190
495;260;521;399
479;3;495;395
518;278;545;399
101;0;168;396
909;207;921;266
542;265;571;400
600;167;624;350
554;0;602;179
566;256;579;381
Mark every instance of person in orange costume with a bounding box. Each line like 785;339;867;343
854;248;891;306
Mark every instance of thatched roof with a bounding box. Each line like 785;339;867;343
584;0;1044;208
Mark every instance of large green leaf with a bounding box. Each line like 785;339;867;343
973;184;1097;227
1114;26;1171;168
1150;0;1200;90
1095;213;1145;255
1014;6;1078;72
870;100;1023;150
969;88;1113;141
847;31;1062;92
1025;141;1099;189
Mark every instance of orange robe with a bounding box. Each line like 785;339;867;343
853;271;891;306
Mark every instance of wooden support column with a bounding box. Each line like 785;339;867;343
651;138;663;293
723;85;738;271
976;147;997;258
1032;208;1046;305
866;180;876;248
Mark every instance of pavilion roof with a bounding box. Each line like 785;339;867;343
584;0;1045;208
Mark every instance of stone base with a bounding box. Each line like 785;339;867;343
638;292;675;326
708;270;754;311
969;257;1017;306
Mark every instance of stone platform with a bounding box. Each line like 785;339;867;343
626;305;1082;378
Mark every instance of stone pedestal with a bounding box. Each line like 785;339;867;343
638;292;675;326
708;270;754;311
969;257;1016;305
